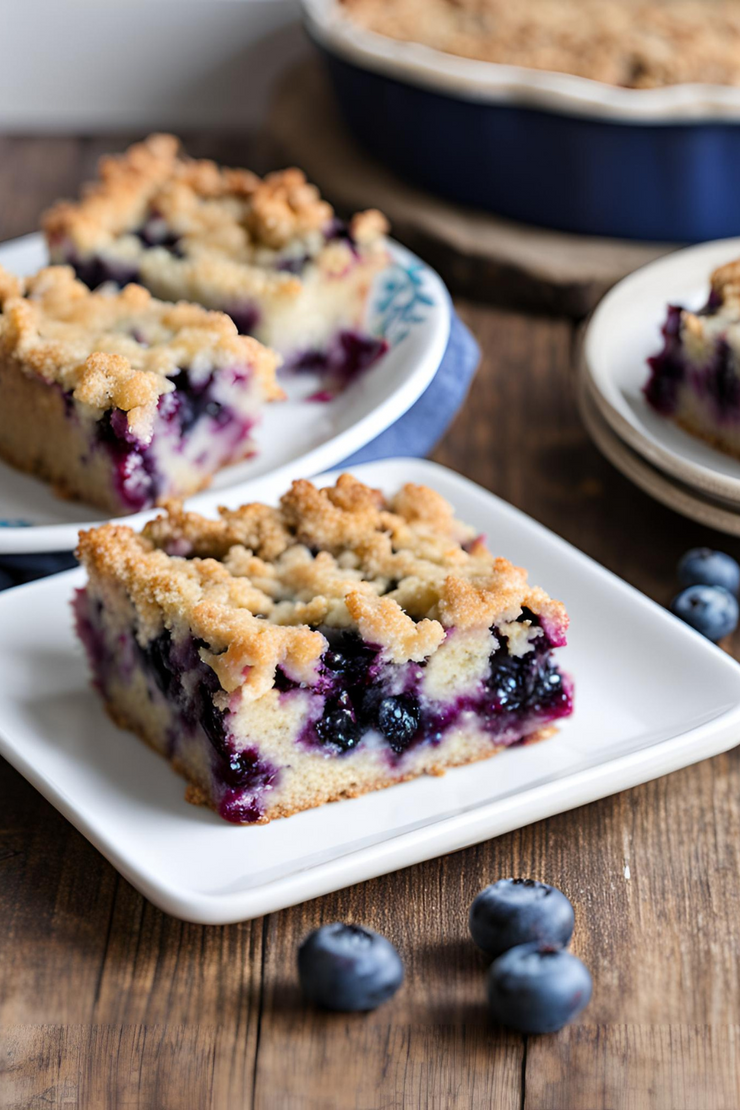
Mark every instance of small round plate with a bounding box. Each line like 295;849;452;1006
0;233;451;553
584;237;740;505
577;365;740;537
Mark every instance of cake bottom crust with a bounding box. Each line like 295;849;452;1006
674;407;740;463
102;693;556;825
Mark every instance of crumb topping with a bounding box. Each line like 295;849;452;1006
673;258;740;360
340;0;740;89
43;134;389;296
710;259;740;308
77;474;568;698
0;264;282;440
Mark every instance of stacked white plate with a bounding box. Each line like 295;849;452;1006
580;238;740;536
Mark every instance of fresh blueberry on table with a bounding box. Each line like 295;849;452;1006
670;584;739;642
678;548;740;595
487;942;592;1034
298;923;404;1011
469;878;575;959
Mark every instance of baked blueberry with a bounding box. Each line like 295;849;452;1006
377;695;420;753
487;942;592;1034
670;584;739;641
646;264;740;461
469;878;574;959
677;548;740;595
298;923;404;1011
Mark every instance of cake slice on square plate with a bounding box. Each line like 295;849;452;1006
74;472;573;824
44;133;391;381
0;264;282;515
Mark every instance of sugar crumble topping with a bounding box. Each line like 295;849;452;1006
43;134;389;306
77;475;568;698
670;258;740;360
341;0;740;89
0;264;282;442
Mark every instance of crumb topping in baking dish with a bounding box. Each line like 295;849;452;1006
340;0;740;89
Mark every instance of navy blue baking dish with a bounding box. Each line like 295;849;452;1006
303;0;740;243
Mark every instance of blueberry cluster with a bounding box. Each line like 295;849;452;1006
470;878;591;1034
669;548;740;642
297;877;592;1034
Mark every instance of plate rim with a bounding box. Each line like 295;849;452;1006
584;236;740;503
1;455;740;923
577;362;740;537
0;233;451;554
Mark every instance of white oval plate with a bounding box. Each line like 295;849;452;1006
304;0;740;123
583;237;740;506
0;233;451;553
2;456;740;923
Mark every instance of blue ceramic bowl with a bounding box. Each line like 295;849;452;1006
304;0;740;243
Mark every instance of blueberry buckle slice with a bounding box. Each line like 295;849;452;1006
74;474;574;824
44;134;392;377
645;257;740;460
0;264;282;515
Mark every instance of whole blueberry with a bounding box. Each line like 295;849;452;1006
315;691;360;752
377;694;420;753
488;943;592;1034
678;548;740;595
298;923;404;1011
469;878;574;959
670;584;739;642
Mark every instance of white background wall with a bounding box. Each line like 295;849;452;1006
0;0;308;131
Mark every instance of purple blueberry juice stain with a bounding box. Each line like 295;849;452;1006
94;407;159;512
324;217;361;258
225;303;261;336
138;628;279;823
290;620;571;761
705;339;740;420
65;250;139;291
645;305;685;415
698;287;723;316
75;593;279;824
276;254;309;275
135;215;183;256
81;364;256;512
287;332;390;402
289;330;389;400
646;305;740;423
72;591;112;692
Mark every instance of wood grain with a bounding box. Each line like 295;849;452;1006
2;135;740;1109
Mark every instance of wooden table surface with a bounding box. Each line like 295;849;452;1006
2;136;740;1110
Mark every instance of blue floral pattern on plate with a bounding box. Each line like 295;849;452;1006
373;263;435;346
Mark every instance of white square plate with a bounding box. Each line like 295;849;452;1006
1;457;739;924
